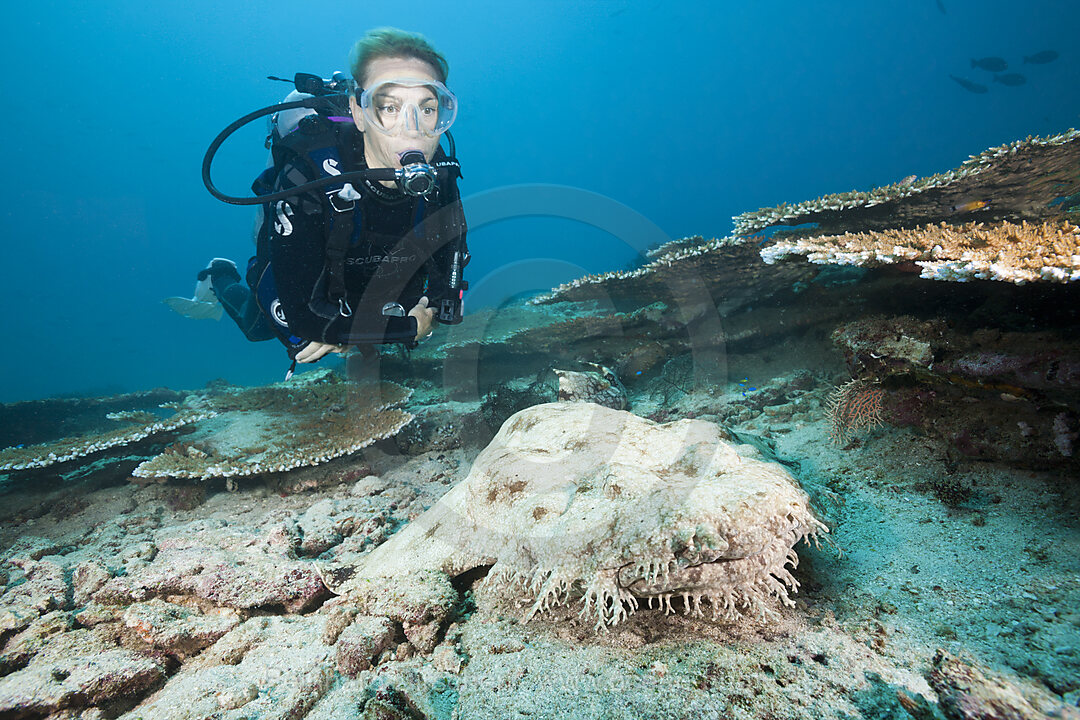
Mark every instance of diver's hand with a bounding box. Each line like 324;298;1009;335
409;296;435;342
295;342;348;364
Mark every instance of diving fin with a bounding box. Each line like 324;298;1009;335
164;276;224;321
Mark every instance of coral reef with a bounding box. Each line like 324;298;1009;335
830;314;1080;467
132;371;412;481
3;126;1080;719
529;236;815;312
0;407;213;472
0;369;414;482
344;402;827;630
734;127;1080;236
760;219;1080;284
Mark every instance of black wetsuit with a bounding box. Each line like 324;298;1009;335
213;123;465;353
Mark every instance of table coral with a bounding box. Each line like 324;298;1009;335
734;127;1080;236
0;407;214;472
131;370;413;480
530;236;814;311
0;369;414;482
346;402;826;631
760;219;1080;284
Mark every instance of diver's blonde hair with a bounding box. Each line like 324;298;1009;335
348;27;449;87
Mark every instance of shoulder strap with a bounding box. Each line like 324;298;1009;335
264;117;361;315
321;122;362;315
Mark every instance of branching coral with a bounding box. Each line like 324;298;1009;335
344;402;827;631
826;379;885;445
761;219;1080;284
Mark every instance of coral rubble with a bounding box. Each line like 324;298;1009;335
344;402;826;630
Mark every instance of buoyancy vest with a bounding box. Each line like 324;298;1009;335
248;112;467;353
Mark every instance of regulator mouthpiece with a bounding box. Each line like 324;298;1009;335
396;150;437;197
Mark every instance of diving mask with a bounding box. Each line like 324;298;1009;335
356;78;457;138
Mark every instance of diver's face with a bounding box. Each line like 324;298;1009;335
350;56;442;173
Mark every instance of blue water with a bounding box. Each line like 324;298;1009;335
1;0;1077;403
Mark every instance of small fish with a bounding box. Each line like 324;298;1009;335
949;74;988;94
971;57;1008;72
935;0;946;14
951;199;990;213
899;174;918;185
1023;50;1059;65
993;73;1027;86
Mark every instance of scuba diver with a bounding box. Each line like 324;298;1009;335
173;28;468;377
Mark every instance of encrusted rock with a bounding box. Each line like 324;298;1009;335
215;681;259;711
430;644;463;674
120;615;336;720
929;649;1080;720
1;556;71;626
350;474;391;497
401;620;442;655
341;571;458;654
335;615;396;676
297;499;351;557
0;647;167;717
5;536;67;563
72;561;111;606
121;599;240;658
93;520;329;613
0;611;74;675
